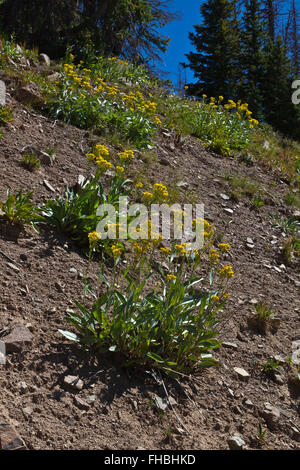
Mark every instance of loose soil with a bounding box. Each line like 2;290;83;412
0;86;299;450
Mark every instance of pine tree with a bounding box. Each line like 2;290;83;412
184;0;241;100
261;35;300;138
0;0;178;64
289;0;300;74
240;0;267;118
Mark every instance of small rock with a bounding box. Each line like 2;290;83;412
23;406;34;417
260;404;280;430
154;395;168;411
228;434;246;450
55;282;64;293
38;151;55;166
220;193;230;200
39;53;51;66
47;72;60;82
291;427;300;442
0;80;6;107
0;341;5;365
222;342;238;350
43;180;56;192
0;423;26;450
224;208;233;215
234;367;250;381
69;268;77;277
63;375;84;391
17;381;28;394
246;244;255;250
246;237;254;244
85;395;96;406
7;262;20;273
176;181;189;190
274;374;285;385
74;396;90;410
2;324;33;353
13;86;44;106
244;399;254;409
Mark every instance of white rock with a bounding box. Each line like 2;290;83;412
0;80;6;106
234;367;250;380
228;434;246;450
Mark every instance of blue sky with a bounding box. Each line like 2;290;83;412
158;1;204;87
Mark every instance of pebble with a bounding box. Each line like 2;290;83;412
224;208;233;215
234;367;250;381
7;263;20;272
228;434;246;450
43;179;56;192
74;396;90;410
220;193;230;200
222;342;238;350
63;375;84;391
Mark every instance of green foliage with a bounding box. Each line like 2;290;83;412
21;153;40;172
0;189;40;228
0;106;12;126
41;154;133;248
159;94;257;155
254;301;275;320
60;254;228;374
0;0;177;65
47;57;162;148
256;422;268;447
263;359;280;376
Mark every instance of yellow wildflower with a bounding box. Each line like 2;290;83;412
219;266;234;278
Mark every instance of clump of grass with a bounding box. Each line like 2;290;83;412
248;301;279;334
0;106;13;126
262;359;281;377
21;153;40;171
222;173;264;203
0;189;41;238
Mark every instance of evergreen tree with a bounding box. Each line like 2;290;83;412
240;0;267;118
0;0;178;64
184;0;241;100
261;35;300;138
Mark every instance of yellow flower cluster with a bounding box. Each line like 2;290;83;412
219;266;234;278
193;218;214;239
218;243;230;253
111;244;123;258
167;274;177;281
208;248;220;265
117;149;135;163
153;183;168;199
142;191;153;202
133;240;152;256
160;246;172;256
175;243;189;256
96;144;110;157
88;231;101;246
61;62;162;130
115;166;125;174
136;182;144;190
86;151;112;172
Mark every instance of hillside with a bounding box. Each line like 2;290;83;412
0;42;299;451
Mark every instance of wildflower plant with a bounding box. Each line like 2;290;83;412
60;213;234;374
48;57;162;148
41;146;135;248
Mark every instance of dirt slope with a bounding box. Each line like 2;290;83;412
0;87;299;450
